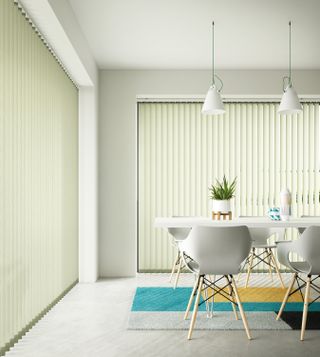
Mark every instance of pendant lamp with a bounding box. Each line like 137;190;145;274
278;21;302;115
202;21;225;115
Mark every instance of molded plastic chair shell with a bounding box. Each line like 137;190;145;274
239;216;285;247
298;216;320;234
167;224;192;288
168;227;191;242
277;226;320;276
179;226;252;275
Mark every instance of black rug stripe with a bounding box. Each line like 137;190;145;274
278;311;320;330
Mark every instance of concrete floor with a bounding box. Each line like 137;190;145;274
5;274;320;357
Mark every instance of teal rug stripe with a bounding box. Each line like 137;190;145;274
131;287;320;312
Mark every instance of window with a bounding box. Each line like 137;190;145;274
138;101;320;272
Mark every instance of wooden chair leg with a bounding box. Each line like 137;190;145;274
270;250;285;288
301;276;311;341
184;275;200;320
188;276;204;340
276;273;297;320
173;258;182;289
225;276;238;320
245;250;254;288
207;275;216;301
231;275;252;340
204;275;215;318
203;276;210;317
169;251;180;282
237;256;250;283
267;249;273;281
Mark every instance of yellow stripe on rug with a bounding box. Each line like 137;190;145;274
204;287;302;302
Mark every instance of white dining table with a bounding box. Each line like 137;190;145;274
155;216;320;229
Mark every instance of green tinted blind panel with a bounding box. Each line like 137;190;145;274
0;0;78;353
138;102;320;272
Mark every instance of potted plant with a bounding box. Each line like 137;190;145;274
209;176;237;214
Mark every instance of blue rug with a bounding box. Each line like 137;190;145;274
129;287;320;330
131;287;320;312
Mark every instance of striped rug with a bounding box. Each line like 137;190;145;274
128;287;320;330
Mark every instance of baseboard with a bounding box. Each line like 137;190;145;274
138;269;187;273
137;269;291;274
0;280;78;357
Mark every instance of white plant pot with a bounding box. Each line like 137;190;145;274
212;199;231;213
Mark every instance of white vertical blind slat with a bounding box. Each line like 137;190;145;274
0;0;78;352
138;101;320;271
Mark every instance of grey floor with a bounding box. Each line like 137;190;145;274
5;274;320;357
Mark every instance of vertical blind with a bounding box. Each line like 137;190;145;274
0;0;78;354
138;102;320;272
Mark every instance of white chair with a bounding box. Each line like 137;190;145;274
238;217;285;288
276;226;320;340
168;227;191;288
298;216;320;234
180;225;252;340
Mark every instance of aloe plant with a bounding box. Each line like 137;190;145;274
209;176;237;200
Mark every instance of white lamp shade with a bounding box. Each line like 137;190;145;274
278;85;302;115
202;85;225;115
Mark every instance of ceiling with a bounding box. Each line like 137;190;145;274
68;0;320;70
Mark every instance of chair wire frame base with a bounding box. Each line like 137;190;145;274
277;273;320;341
184;272;252;341
169;251;193;289
238;247;285;288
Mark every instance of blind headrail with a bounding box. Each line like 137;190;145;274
137;94;320;103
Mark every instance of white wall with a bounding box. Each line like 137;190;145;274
21;0;99;282
48;0;99;283
99;69;320;277
78;87;98;282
